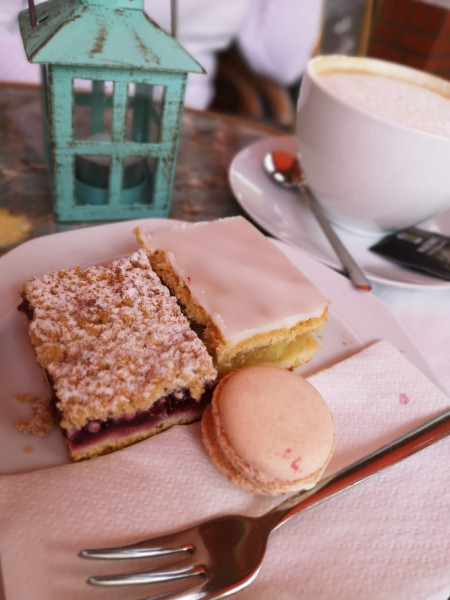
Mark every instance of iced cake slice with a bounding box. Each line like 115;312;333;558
135;217;328;376
20;250;217;462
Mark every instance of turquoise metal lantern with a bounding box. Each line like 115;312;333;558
19;0;203;221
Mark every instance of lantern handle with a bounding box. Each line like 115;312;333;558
170;0;177;38
28;0;37;27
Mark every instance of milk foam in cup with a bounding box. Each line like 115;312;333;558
296;55;450;236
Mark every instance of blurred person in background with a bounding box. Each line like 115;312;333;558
0;0;324;111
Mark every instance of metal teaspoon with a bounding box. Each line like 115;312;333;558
263;150;372;292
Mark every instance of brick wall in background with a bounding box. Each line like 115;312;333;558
368;0;450;80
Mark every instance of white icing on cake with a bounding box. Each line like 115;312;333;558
138;217;328;347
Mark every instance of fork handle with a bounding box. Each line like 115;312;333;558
266;407;450;532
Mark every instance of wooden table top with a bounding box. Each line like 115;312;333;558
0;84;282;256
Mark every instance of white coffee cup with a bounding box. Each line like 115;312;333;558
296;55;450;236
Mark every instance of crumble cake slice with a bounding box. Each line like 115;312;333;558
135;217;328;376
20;250;217;462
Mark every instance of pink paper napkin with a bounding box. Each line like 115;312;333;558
0;340;449;600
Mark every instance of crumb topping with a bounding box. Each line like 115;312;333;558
15;393;56;436
23;251;216;431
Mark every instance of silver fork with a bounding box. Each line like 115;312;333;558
80;407;450;600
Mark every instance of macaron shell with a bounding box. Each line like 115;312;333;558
201;404;263;494
202;403;331;496
214;366;334;488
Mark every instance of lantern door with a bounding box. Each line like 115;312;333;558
46;65;186;221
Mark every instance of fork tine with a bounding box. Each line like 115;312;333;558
88;563;206;587
80;539;194;560
80;527;197;560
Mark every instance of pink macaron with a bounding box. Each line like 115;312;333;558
201;365;335;496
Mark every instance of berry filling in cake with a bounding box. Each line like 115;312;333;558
65;384;214;452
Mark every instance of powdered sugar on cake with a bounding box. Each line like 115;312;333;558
23;250;216;433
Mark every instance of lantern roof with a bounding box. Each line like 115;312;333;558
19;0;204;74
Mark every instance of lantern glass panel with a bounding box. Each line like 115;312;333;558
125;83;166;143
121;156;158;205
73;79;114;141
118;155;157;205
75;153;112;205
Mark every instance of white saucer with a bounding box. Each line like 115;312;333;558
229;135;450;289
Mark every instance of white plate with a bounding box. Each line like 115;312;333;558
0;218;440;476
229;135;450;289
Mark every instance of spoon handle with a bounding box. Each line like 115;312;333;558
301;186;372;292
